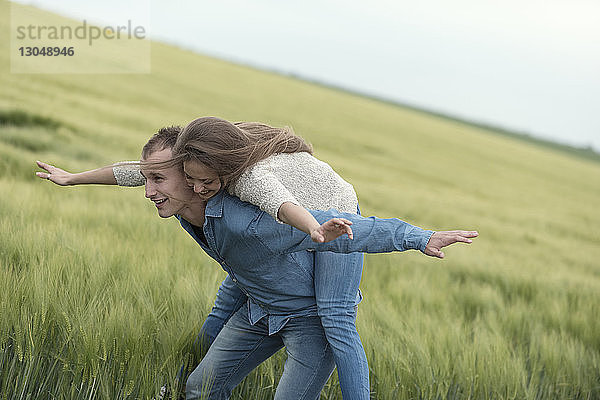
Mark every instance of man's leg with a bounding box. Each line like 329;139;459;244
177;277;247;387
196;276;247;350
186;307;283;400
274;316;336;400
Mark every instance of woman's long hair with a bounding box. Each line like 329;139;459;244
173;117;313;186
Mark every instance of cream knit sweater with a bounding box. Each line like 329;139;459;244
113;152;358;221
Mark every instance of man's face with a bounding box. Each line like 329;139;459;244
141;148;200;218
183;159;222;200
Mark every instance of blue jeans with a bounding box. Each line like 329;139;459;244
198;277;247;348
315;205;369;399
178;277;247;382
315;250;369;400
186;307;335;400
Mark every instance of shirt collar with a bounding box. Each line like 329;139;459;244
204;190;225;218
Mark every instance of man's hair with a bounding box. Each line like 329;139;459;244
141;126;182;159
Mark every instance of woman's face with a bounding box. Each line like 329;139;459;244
183;159;223;200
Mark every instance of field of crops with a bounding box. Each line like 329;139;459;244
1;2;599;399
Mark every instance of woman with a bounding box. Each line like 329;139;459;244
171;117;370;399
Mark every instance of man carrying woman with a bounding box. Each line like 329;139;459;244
36;119;477;399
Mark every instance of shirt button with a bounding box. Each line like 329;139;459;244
232;278;238;283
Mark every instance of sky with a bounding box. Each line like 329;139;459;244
11;0;600;151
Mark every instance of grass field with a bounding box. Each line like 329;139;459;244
1;1;600;399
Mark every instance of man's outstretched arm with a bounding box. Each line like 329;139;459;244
317;218;477;259
256;208;477;259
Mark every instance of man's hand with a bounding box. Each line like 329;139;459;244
424;230;479;258
35;160;74;186
311;218;354;243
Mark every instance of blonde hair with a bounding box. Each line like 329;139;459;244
173;117;313;186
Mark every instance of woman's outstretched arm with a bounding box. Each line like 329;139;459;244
36;160;117;186
35;160;144;186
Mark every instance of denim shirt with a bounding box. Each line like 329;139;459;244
177;191;434;335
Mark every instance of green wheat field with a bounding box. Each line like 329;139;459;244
1;2;599;399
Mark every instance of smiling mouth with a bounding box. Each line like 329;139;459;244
153;198;167;206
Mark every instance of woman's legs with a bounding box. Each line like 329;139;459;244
314;249;369;400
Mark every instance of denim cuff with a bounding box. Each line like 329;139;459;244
406;227;435;252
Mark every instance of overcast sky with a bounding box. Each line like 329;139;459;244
12;0;600;150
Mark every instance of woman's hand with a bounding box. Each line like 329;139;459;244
310;218;354;243
35;161;119;185
35;160;75;186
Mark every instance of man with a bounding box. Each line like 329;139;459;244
36;127;478;399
